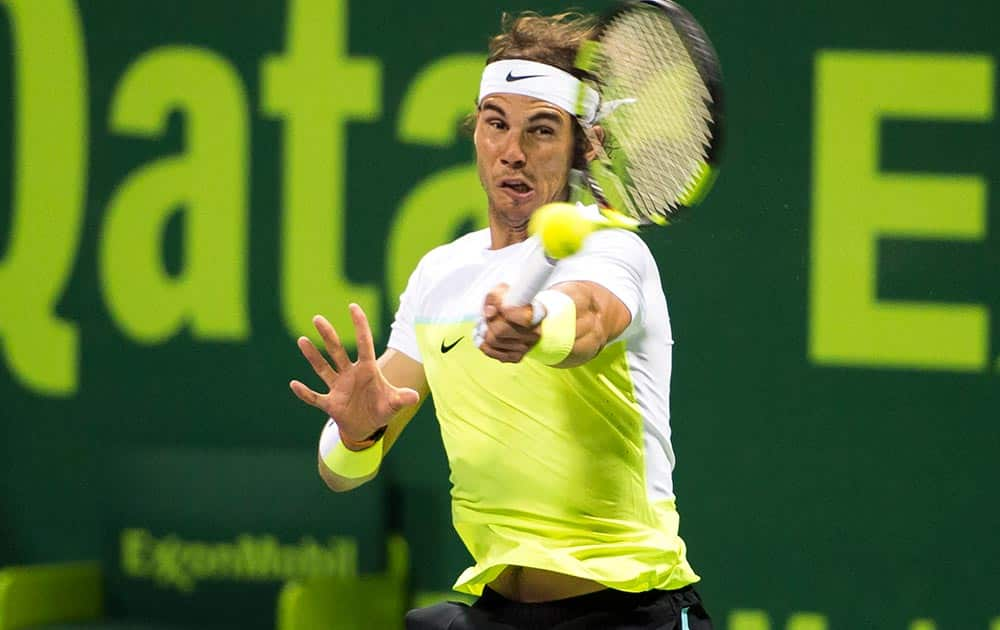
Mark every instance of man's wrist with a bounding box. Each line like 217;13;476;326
339;426;387;451
320;419;385;478
527;290;577;365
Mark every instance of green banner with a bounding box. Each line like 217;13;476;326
1;0;997;627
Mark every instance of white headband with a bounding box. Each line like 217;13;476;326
477;59;600;124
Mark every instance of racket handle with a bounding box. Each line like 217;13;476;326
503;247;556;307
474;246;555;348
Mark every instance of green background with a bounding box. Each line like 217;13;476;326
1;0;998;627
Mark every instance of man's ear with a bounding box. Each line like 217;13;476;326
584;124;605;162
471;109;481;144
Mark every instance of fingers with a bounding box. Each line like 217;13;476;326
480;334;535;355
482;283;535;329
476;284;540;361
313;315;351;371
289;380;324;408
498;303;536;328
482;285;506;321
484;310;538;344
350;303;377;364
297;336;338;389
476;317;538;363
478;343;531;364
388;386;421;412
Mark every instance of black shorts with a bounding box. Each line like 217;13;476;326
405;584;712;630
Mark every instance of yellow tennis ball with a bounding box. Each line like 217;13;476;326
529;202;594;259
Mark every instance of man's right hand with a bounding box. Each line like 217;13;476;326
289;304;420;448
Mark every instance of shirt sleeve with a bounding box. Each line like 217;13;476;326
386;258;424;363
545;228;650;339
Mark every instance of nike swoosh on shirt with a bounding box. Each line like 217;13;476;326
506;71;545;82
440;337;464;353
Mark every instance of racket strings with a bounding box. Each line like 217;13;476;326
594;6;715;221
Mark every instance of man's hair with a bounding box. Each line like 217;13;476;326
486;12;597;79
476;12;599;170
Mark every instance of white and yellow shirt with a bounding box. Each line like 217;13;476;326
387;227;699;596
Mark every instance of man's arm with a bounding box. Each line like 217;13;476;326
478;280;631;367
316;349;428;492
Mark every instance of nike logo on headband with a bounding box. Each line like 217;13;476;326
506;71;545;82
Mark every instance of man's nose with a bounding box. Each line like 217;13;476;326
499;133;526;169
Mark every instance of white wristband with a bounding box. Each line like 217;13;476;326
526;290;577;365
530;289;574;324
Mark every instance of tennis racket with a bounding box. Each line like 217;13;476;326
501;0;724;309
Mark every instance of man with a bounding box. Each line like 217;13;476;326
289;11;712;630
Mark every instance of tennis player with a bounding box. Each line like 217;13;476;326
290;12;712;630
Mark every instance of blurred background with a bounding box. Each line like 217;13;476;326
1;0;998;628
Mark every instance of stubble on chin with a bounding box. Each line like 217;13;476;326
490;203;531;233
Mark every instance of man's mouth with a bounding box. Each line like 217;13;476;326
499;179;534;196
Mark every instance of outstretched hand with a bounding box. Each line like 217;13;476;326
289;304;420;445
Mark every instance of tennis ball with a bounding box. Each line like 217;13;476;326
529;202;594;259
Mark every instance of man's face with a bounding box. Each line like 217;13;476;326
474;93;576;226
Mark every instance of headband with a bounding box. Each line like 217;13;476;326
477;59;600;124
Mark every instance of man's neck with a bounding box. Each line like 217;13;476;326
488;212;530;250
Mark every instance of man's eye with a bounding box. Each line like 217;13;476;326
533;126;555;136
488;119;506;130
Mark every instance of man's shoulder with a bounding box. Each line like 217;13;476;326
585;227;649;249
418;228;490;268
572;228;655;269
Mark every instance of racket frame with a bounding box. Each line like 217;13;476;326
573;0;724;225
